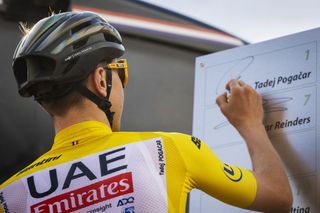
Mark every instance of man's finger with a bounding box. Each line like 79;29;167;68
225;79;240;91
238;80;245;86
216;93;228;108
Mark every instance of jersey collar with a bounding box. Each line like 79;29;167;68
52;121;112;150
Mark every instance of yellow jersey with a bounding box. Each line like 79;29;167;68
0;121;256;213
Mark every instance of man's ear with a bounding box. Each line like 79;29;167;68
92;67;107;97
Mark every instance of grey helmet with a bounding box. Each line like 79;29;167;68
12;11;126;126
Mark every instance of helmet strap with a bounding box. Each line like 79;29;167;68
74;68;114;128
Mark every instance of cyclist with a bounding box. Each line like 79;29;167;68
0;11;292;213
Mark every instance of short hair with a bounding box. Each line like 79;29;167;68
40;89;85;117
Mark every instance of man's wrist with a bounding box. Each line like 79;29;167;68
236;122;266;139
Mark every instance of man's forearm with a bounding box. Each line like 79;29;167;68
239;124;293;212
239;124;285;175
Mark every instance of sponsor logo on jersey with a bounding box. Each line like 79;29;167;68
16;154;62;176
191;136;201;149
31;172;133;213
27;147;127;199
222;163;243;182
124;206;135;213
117;196;134;207
0;192;9;213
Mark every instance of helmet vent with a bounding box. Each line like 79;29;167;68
71;21;92;35
73;38;88;50
104;33;120;44
27;56;55;79
71;21;92;50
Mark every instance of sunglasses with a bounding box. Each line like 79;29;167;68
106;59;128;88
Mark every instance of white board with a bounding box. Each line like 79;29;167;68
191;28;320;213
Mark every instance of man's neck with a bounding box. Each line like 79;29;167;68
52;103;110;134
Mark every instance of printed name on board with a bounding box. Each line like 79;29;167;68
265;116;311;131
291;206;310;213
254;71;311;90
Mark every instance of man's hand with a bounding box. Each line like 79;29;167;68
216;79;264;132
216;79;293;213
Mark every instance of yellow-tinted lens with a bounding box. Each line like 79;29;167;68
107;59;128;88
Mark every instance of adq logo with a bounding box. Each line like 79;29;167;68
117;196;134;207
222;163;243;182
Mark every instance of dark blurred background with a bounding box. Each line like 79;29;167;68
0;0;244;183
